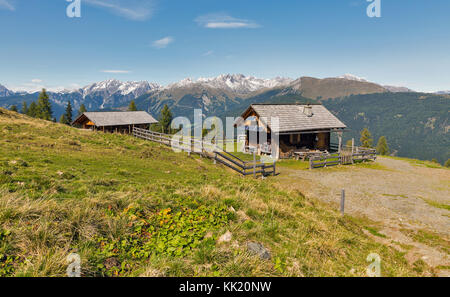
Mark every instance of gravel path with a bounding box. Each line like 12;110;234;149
277;157;450;275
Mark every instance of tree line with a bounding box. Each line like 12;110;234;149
357;127;449;167
10;89;87;125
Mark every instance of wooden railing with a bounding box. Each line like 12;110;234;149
309;153;341;169
214;151;276;177
309;147;377;169
133;127;276;177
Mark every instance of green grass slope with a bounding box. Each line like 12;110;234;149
0;108;431;276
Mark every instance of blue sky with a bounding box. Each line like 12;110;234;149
0;0;449;92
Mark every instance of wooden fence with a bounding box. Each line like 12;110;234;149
133;127;276;177
215;151;276;177
309;148;377;169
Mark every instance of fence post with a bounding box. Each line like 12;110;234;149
273;160;276;176
253;150;256;179
214;152;217;164
340;189;345;215
351;138;355;164
309;158;313;170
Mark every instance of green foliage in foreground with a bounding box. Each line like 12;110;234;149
95;205;232;276
0;108;434;276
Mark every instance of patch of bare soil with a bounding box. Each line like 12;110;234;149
277;157;450;276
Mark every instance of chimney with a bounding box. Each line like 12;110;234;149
303;105;313;117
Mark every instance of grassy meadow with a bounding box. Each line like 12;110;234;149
0;108;435;276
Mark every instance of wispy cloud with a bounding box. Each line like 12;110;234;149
84;0;155;21
195;13;261;29
202;50;214;57
101;70;131;74
0;0;15;11
7;79;76;93
152;36;174;49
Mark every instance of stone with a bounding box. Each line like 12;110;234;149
103;257;120;270
247;242;271;260
217;231;232;243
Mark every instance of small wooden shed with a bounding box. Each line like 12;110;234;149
236;104;347;159
72;111;158;134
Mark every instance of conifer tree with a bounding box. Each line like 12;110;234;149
159;104;173;134
376;136;389;155
78;104;87;115
59;114;68;125
65;101;73;124
128;100;137;111
21;101;28;115
9;105;18;112
28;101;38;118
360;128;373;148
37;89;53;120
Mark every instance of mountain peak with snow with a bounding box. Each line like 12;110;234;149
337;74;369;82
81;79;160;98
0;84;14;97
166;74;293;94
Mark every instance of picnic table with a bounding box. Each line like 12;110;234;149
294;150;329;161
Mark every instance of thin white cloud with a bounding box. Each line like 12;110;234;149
31;78;43;83
84;0;155;21
101;70;131;74
152;36;174;49
202;50;214;56
0;0;14;11
195;13;260;29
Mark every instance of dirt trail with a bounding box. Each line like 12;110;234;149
277;157;450;275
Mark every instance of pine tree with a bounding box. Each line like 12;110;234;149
445;159;450;168
21;101;28;115
376;136;389;155
65;101;73;124
59;114;68;125
28;102;38;118
128;100;137;111
78;104;87;115
9;105;18;112
360;128;373;148
37;89;52;120
159;104;173;134
346;139;352;148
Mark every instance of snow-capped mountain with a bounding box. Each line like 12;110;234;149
49;79;160;110
82;79;160;98
77;79;160;109
0;84;15;97
166;74;293;94
435;90;450;95
383;85;415;93
337;74;368;82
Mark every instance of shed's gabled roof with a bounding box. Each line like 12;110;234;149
72;111;158;127
239;104;346;133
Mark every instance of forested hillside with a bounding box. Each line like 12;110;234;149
323;93;450;163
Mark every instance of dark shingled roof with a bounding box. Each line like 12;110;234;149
240;104;346;133
73;111;158;127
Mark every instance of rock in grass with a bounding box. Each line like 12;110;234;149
218;231;232;243
247;242;271;260
104;257;120;271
